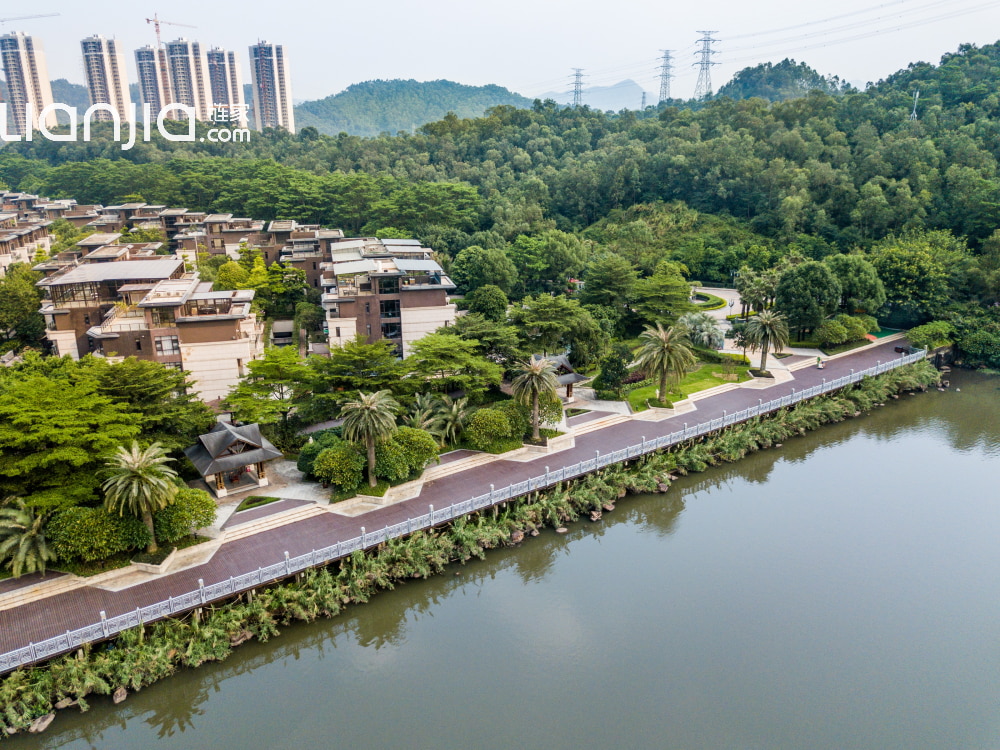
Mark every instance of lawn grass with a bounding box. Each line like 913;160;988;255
627;362;752;412
235;495;281;513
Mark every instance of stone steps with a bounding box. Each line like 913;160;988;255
222;505;328;543
422;452;499;482
571;413;632;435
0;575;87;612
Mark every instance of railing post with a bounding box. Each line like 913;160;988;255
284;551;291;576
100;611;108;638
544;467;549;484
361;527;366;546
489;484;494;502
641;435;646;452
198;578;206;605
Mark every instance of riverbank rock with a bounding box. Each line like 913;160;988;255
657;483;670;493
509;529;525;544
529;529;540;537
28;714;54;734
112;687;127;704
617;488;627;499
54;698;77;710
230;630;253;648
556;527;568;534
603;503;615;512
589;511;602;522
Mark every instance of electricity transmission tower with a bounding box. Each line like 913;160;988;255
571;68;585;107
658;50;674;102
693;31;718;99
910;90;920;120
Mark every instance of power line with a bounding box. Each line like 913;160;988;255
693;31;719;99
719;0;1000;67
658;50;674;102
725;0;953;40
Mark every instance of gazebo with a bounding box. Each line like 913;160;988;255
184;422;283;498
548;353;589;401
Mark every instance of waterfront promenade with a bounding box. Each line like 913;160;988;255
0;338;916;670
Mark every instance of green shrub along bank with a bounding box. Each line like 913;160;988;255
0;361;939;738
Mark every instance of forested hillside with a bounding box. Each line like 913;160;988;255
293;79;534;136
715;59;852;101
2;42;1000;339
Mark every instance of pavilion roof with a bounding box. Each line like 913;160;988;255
183;422;282;477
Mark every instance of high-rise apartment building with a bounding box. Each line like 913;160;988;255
165;38;211;121
135;44;172;114
248;41;294;132
0;32;55;134
205;48;246;126
80;35;129;122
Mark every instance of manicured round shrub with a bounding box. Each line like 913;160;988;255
815;320;848;346
495;400;530;441
296;430;344;478
154;488;217;543
374;438;411;483
46;507;150;562
393;427;439;473
313;443;364;491
835;314;869;342
465;408;513;451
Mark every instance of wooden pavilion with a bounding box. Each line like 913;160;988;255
184;422;283;498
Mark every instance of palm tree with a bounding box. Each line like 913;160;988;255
436;395;470;448
103;442;179;554
512;356;559;441
340;390;400;488
745;309;790;373
404;393;443;439
0;498;55;579
678;311;724;350
632;323;696;404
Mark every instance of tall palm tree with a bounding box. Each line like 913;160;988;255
632;323;696;404
340;390;400;488
511;356;559;441
436;395;470;448
103;442;179;554
0;498;54;579
678;312;724;350
745;309;790;373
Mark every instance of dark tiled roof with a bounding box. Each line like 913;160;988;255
184;422;281;477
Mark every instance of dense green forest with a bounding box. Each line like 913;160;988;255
3;42;1000;345
294;79;534;136
715;59;853;101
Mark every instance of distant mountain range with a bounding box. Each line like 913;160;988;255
293;79;534;137
18;64;846;137
539;79;651;112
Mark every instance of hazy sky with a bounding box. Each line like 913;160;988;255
17;0;1000;102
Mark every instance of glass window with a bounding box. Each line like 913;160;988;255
155;335;180;355
379;299;400;318
379;277;400;295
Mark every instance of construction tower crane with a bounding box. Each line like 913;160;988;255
0;14;61;26
144;14;196;110
145;13;196;47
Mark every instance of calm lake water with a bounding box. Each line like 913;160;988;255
11;372;1000;750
